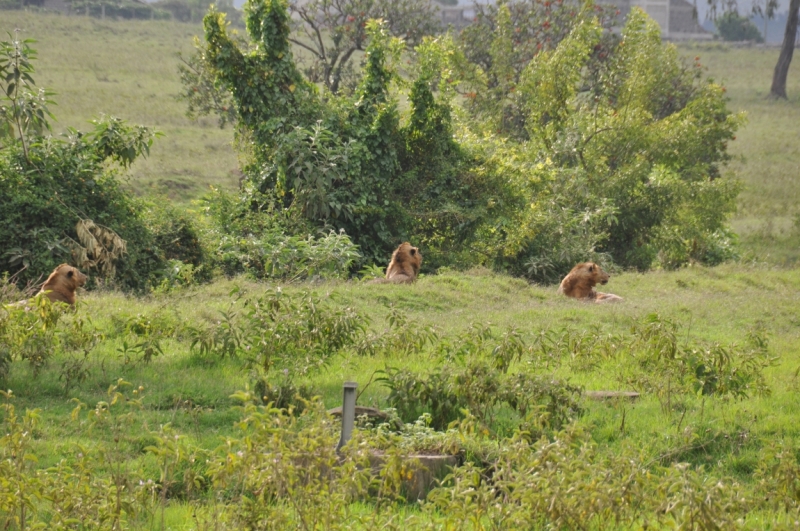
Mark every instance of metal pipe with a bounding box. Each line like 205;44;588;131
336;381;358;452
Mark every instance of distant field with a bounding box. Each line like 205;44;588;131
1;12;240;201
679;42;800;265
2;12;800;263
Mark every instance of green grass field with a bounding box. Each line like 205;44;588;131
2;10;800;529
1;12;241;201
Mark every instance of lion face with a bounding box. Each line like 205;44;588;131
586;263;610;285
55;264;88;289
40;264;88;306
404;243;422;274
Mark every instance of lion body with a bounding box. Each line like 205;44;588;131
557;262;622;303
38;264;87;306
371;242;422;284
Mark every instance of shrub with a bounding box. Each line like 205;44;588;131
188;288;367;376
196;0;740;279
0;296;102;384
716;12;765;42
0;35;165;292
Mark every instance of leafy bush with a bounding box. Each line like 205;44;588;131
716;11;765;42
379;323;583;434
199;186;361;280
0;296;102;384
0;35;169;292
189;288;367;375
381;363;583;435
200;4;475;267
194;0;741;280
457;6;743;274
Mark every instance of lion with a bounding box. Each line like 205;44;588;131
370;242;422;284
38;264;88;306
557;262;622;303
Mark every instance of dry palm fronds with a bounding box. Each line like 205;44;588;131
62;219;127;278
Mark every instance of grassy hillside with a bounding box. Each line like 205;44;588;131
680;42;800;265
2;265;800;527
2;12;800;526
1;12;240;201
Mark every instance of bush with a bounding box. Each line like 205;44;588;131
0;126;163;291
195;0;741;281
455;7;741;275
716;12;764;42
0;36;167;292
141;200;205;268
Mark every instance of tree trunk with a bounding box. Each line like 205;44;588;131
771;0;800;98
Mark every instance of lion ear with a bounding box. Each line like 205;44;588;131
410;248;416;256
67;270;74;278
588;264;594;272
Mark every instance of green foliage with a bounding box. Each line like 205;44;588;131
473;7;743;274
189;287;367;376
716;11;765;42
0;35;172;292
756;441;800;512
457;0;618;140
196;0;741;278
0;390;41;531
379;322;583;434
140;199;207;278
425;426;748;530
201;188;362;278
0;295;102;385
619;314;776;413
381;362;583;435
199;2;478;267
0;32;54;157
0;125;161;290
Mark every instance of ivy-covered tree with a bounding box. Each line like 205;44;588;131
200;0;496;269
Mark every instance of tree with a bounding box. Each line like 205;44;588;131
178;0;443;128
456;0;618;139
751;0;779;41
0;33;185;292
715;11;764;42
771;0;800;98
288;0;441;94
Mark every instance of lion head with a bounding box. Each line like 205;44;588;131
39;264;88;306
385;242;422;283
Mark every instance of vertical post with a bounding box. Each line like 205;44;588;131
336;381;357;452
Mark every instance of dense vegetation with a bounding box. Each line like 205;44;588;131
1;267;800;528
185;0;742;283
